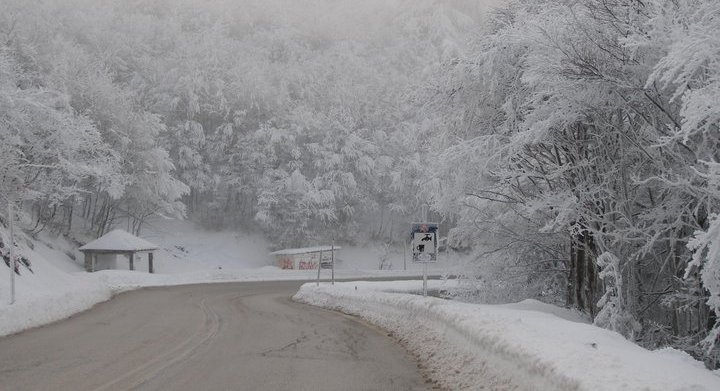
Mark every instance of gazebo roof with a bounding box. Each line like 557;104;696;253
79;229;159;253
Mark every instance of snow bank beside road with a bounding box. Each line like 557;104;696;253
0;277;112;337
294;281;720;391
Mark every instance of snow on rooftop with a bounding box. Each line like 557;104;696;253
269;246;341;256
79;229;159;252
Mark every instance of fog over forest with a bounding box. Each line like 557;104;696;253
1;0;720;367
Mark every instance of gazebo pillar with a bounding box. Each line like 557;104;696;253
84;252;94;272
129;252;134;271
148;252;154;274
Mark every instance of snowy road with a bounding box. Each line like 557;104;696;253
0;281;429;391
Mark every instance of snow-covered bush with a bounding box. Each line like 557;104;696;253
687;215;720;363
594;252;641;338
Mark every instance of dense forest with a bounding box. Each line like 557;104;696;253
1;0;718;366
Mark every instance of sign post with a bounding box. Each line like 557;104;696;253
411;221;439;297
8;201;15;305
316;250;322;287
403;240;407;271
423;256;427;297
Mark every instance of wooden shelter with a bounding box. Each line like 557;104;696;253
79;229;159;273
269;246;341;270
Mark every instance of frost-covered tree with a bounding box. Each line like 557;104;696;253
0;38;122;234
416;0;720;366
687;215;720;365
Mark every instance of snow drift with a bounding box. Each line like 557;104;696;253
294;281;720;391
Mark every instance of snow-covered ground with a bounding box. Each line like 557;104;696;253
295;281;720;391
0;219;443;336
3;219;719;390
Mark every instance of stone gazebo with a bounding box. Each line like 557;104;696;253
79;229;159;273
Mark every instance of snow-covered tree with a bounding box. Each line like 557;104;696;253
687;216;720;364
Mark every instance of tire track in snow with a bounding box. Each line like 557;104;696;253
92;295;223;391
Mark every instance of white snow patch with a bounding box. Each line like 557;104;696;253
498;299;588;323
294;281;720;391
0;244;113;336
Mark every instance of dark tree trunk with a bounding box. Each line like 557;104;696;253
568;224;600;318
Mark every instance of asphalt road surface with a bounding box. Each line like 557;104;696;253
0;281;430;391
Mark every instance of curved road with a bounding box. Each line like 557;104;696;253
0;281;429;390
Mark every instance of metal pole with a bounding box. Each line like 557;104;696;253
423;259;428;297
9;200;15;305
403;240;407;271
331;241;335;286
317;250;322;287
422;203;428;297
